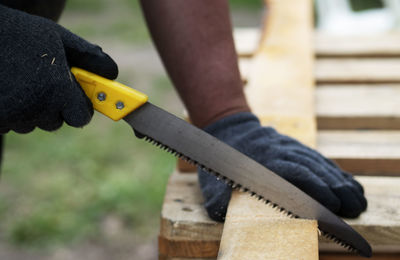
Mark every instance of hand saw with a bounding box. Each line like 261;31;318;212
71;67;372;257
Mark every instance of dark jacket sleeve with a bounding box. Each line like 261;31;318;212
0;0;66;21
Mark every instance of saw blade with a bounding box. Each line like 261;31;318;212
124;102;372;257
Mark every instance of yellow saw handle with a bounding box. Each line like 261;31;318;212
71;67;148;121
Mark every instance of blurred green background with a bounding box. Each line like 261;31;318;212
0;0;384;259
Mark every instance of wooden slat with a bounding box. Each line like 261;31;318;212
237;69;400;130
316;85;400;130
319;131;400;175
219;193;318;260
234;29;400;58
161;254;400;260
161;253;400;260
320;253;400;260
159;171;400;258
319;177;400;253
315;34;400;58
218;0;319;259
237;31;400;86
159;172;222;259
315;58;400;84
241;58;400;85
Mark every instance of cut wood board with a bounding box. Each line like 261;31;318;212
218;0;319;259
159;171;400;259
234;28;400;58
218;193;318;260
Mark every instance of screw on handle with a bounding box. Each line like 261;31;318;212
71;67;148;121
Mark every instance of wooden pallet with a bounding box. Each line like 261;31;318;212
159;6;400;260
159;173;400;259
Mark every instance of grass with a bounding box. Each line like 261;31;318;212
230;0;263;10
65;0;105;12
0;114;175;247
61;0;151;45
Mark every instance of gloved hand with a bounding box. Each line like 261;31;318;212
0;4;118;133
198;112;367;221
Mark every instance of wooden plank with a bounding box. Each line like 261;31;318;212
218;193;318;260
243;12;316;145
159;171;223;259
239;41;400;86
318;131;400;175
234;28;400;58
241;58;400;85
320;253;400;260
159;236;219;259
161;253;400;260
316;85;400;130
315;34;400;58
319;176;400;253
159;172;400;258
237;75;400;130
315;58;400;84
218;0;319;259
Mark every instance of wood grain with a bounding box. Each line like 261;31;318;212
218;193;318;260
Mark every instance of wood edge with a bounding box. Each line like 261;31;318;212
317;117;400;130
159;235;219;258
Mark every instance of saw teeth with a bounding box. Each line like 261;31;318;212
322;231;359;255
140;133;360;255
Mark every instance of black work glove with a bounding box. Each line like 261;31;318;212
0;4;118;133
198;112;367;222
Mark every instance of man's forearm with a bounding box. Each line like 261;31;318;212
140;0;250;128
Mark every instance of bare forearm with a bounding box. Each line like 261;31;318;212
140;0;250;128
